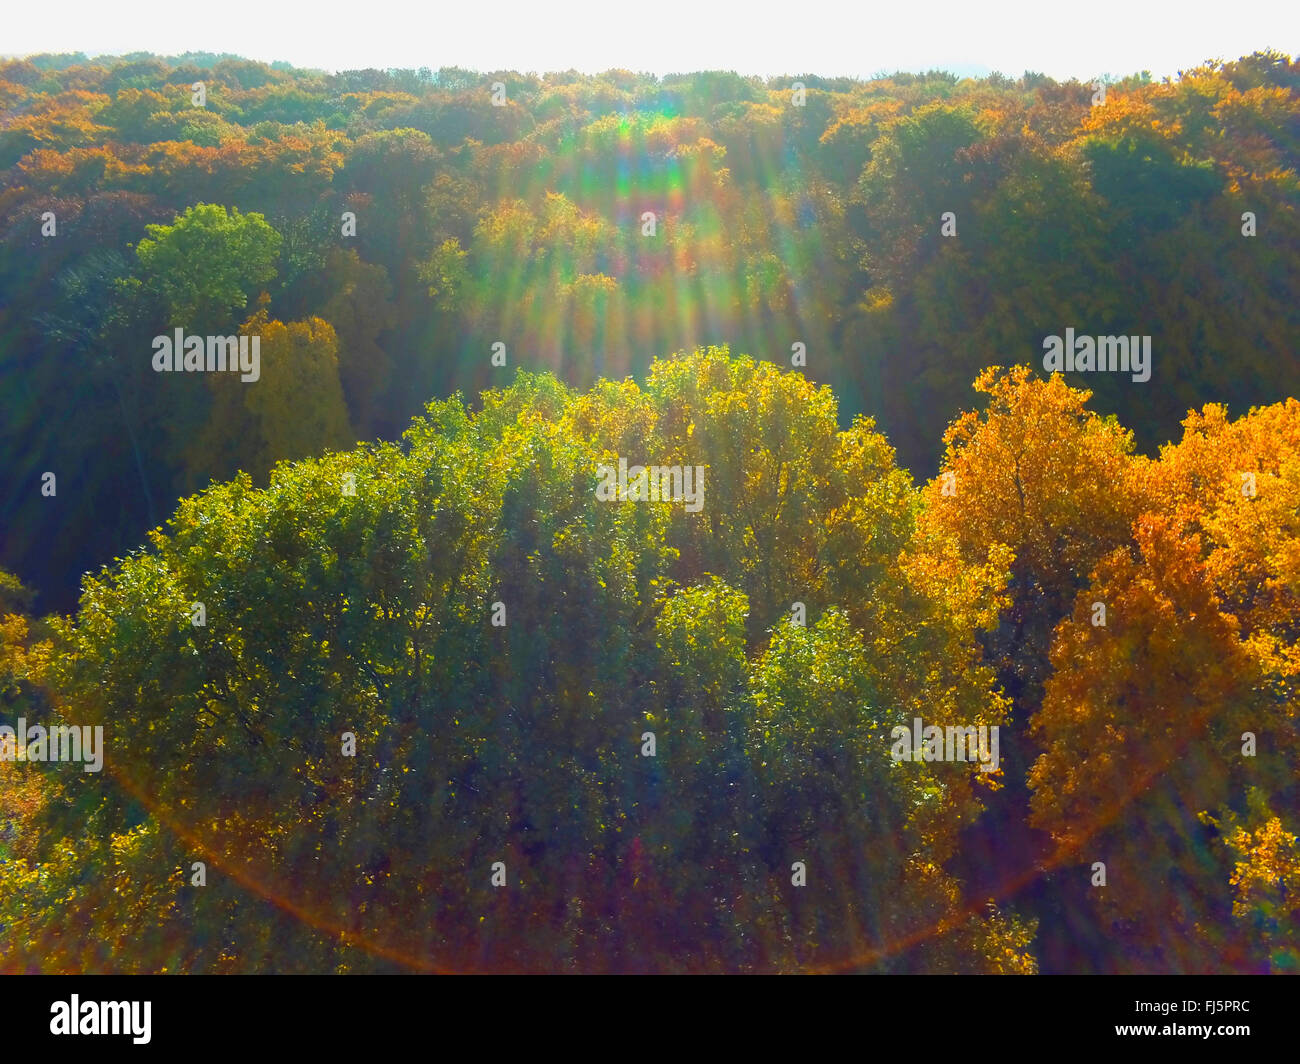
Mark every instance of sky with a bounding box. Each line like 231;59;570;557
6;0;1298;81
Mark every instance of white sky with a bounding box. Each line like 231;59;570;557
7;0;1298;81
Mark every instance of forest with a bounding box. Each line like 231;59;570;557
0;49;1298;973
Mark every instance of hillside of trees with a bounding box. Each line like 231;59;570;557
4;351;1300;972
0;51;1298;973
2;50;1297;610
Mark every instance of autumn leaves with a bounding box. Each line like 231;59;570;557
927;366;1300;970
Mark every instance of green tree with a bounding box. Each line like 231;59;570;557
135;202;282;331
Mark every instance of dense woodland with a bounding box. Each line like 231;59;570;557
0;51;1298;973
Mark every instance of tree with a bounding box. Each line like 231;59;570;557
184;307;353;486
1029;399;1300;972
135;202;282;331
25;351;1032;973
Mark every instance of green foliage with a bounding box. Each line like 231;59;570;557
2;49;1298;977
2;351;1026;973
3;50;1298;612
135;202;282;329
